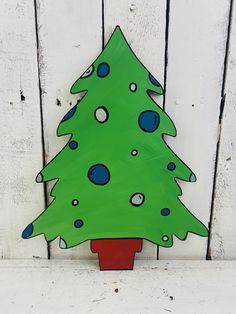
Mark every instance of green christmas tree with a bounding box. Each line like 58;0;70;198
22;26;208;249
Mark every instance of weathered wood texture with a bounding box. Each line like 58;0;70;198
104;0;166;260
0;0;47;258
1;260;236;313
210;0;236;260
159;0;231;259
35;0;102;259
1;0;235;261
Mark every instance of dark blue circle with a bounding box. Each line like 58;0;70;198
138;110;160;132
74;219;84;228
69;140;78;150
97;63;110;78
167;162;176;171
88;164;110;185
61;106;77;122
22;223;33;238
149;73;161;86
161;208;170;216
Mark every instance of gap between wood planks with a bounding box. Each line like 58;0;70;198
206;0;234;260
33;0;50;259
156;0;171;260
163;0;170;113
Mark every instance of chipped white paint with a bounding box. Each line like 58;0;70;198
1;260;236;313
210;0;236;260
35;0;102;259
159;0;231;260
104;0;166;260
0;0;47;258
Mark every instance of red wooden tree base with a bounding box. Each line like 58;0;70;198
91;239;143;270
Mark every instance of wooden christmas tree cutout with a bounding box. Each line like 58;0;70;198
22;26;208;270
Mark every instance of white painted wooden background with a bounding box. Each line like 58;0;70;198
0;0;235;261
1;260;236;314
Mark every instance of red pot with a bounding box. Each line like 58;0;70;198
91;238;143;270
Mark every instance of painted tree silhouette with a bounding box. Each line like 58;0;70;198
22;26;208;249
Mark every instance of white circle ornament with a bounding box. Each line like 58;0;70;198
129;83;137;92
94;106;108;123
130;193;145;206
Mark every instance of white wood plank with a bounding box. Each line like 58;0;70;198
159;0;231;259
35;0;102;259
104;0;166;260
1;260;236;314
210;1;236;260
0;0;47;258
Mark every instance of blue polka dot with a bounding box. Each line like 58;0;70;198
69;140;78;150
167;162;176;171
74;219;84;228
97;63;110;78
22;223;33;239
61;106;77;122
138;110;160;132
161;208;170;216
149;73;161;86
88;164;110;185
